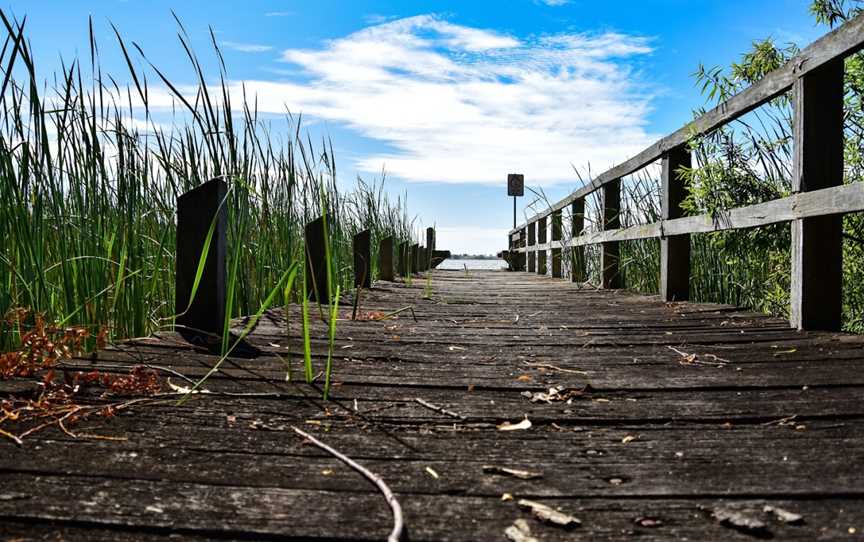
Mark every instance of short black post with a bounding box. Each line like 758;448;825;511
571;198;587;283
601;179;621;289
305;216;330;303
426;227;435;269
527;222;536;273
379;236;394;281
410;244;419;275
397;242;408;277
353;229;371;288
176;178;227;335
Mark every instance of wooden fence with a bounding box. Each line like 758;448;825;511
508;12;864;331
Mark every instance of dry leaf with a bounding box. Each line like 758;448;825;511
501;493;514;501
504;519;539;542
622;435;637;444
497;417;532;431
712;507;769;536
483;465;543;480
518;499;581;529
516;374;533;382
634;516;663;528
763;505;804;525
425;466;440;479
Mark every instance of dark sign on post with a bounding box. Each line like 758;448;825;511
507;174;524;197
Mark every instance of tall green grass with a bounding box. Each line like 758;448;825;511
0;12;416;359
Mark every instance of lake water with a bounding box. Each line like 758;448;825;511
436;258;507;271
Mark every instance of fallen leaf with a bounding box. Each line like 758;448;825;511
712;507;769;536
518;499;581;529
634;516;663;528
516;374;533;382
321;468;333;476
483;465;543;480
501;493;514;501
763;505;804;525
425;466;440;479
497;417;532;431
622;435;637;444
504;518;539;542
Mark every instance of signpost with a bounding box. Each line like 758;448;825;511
507;173;524;229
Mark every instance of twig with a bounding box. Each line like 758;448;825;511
521;361;588;375
292;426;405;542
376;306;417;322
414;398;467;420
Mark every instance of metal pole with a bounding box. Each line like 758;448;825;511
513;196;516;229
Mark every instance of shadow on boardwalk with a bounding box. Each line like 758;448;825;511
2;270;863;540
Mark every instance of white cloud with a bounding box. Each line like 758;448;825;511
265;11;293;17
536;0;570;5
150;15;659;187
221;41;273;53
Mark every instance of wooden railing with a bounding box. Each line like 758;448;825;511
508;13;864;331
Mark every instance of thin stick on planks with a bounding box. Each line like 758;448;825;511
414;398;467;420
291;426;405;542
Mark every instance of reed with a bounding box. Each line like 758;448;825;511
0;12;416;389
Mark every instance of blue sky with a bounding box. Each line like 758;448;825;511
5;1;826;254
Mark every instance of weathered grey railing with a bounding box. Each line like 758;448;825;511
508;13;864;331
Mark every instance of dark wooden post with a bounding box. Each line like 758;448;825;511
426;226;435;265
791;59;844;330
661;146;691;301
571;198;586;283
527;222;536;273
353;229;371;288
551;210;562;278
305;216;330;303
379;236;394;281
601;179;621;289
176;179;227;335
410;244;419;275
537;216;548;275
397;242;408;277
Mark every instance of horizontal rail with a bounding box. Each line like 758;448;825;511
510;12;864;236
512;182;864;253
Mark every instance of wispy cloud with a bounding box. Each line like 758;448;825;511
264;11;293;17
209;15;656;185
221;41;273;53
536;0;570;5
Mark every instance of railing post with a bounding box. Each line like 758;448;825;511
537;216;548;275
571;198;586;283
397;242;408;277
601;179;621;289
527;222;536;273
175;178;227;335
353;229;371;288
426;227;435;269
305;216;330;303
791;59;844;330
551;210;562;278
661;146;691;301
379;236;394;281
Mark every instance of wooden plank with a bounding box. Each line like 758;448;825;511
353;229;372;288
175;179;227;336
661;147;691;301
601;179;621;289
791;59;845;331
304;216;329;303
510;11;864;234
378;236;394;282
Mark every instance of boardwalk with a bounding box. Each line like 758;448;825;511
2;270;864;540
